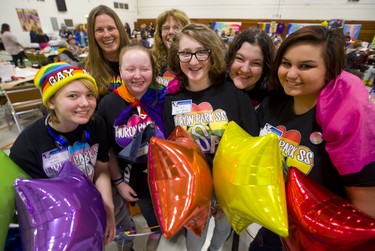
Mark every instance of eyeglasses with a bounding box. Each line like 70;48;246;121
177;49;211;63
161;25;181;33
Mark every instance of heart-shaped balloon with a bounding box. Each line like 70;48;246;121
14;161;106;251
0;150;30;250
148;126;212;239
213;121;288;237
283;167;375;251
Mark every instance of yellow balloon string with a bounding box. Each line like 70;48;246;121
115;225;160;238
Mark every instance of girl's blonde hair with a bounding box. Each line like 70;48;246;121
151;9;190;76
48;78;98;124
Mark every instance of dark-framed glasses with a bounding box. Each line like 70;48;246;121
177;49;211;63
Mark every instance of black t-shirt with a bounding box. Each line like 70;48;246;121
97;92;160;198
9;114;109;179
163;79;259;167
107;60;122;92
258;90;375;198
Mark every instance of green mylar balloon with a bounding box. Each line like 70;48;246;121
0;150;30;250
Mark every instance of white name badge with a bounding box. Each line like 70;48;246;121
171;99;192;115
42;147;70;177
260;123;283;137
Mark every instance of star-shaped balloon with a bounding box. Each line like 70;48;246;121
14;161;106;251
283;167;375;251
0;150;30;250
213;121;288;236
148;126;212;239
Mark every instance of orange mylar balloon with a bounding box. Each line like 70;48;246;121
148;126;212;239
213;121;288;237
283;167;375;251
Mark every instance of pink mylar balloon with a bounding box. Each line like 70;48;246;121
148;126;212;239
213;121;288;236
283;167;375;251
14;161;106;251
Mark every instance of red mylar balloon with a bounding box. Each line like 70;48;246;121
148;126;212;239
283;167;375;251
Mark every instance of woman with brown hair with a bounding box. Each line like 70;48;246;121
85;5;130;99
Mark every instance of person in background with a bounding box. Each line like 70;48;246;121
0;23;26;68
273;40;282;51
344;41;368;78
29;25;38;43
9;62;116;246
345;31;351;43
226;27;276;108
57;35;82;67
35;27;50;50
67;35;84;57
253;25;375;250
124;22;132;38
75;23;88;48
362;53;375;86
140;31;151;48
140;23;148;36
85;5;131;99
98;45;165;251
149;22;155;38
164;23;259;251
152;8;190;87
59;23;72;40
0;37;4;51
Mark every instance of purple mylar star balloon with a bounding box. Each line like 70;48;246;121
14;161;106;251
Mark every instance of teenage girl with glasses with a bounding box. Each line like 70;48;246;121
163;23;259;251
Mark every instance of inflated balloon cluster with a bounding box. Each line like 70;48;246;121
3;119;375;250
212;121;375;250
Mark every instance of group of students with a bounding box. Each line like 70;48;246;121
8;5;375;251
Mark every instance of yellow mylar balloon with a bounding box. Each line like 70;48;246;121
213;121;288;237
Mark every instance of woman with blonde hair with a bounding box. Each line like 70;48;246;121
152;8;190;87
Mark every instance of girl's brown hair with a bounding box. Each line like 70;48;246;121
271;25;346;89
168;23;227;88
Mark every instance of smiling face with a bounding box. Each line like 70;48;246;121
229;42;264;91
47;80;97;132
94;14;120;61
278;42;327;107
178;35;212;91
162;16;182;49
120;49;153;99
